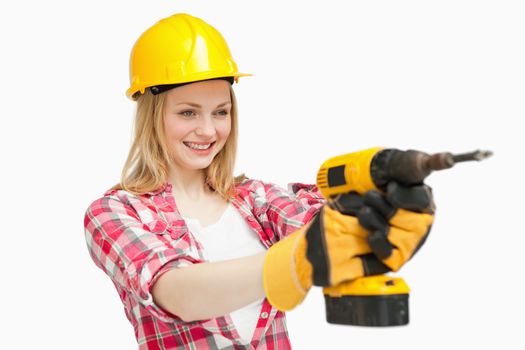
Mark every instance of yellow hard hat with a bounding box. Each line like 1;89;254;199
127;13;250;100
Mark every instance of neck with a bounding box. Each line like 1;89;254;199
167;166;210;200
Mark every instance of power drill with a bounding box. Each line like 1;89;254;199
315;147;492;327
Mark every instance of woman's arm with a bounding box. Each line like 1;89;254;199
151;252;266;322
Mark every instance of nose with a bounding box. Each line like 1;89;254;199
195;115;216;137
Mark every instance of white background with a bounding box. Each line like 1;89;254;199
1;0;524;349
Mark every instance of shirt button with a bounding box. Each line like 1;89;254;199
261;312;269;319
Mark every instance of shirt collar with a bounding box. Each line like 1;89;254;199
145;182;172;196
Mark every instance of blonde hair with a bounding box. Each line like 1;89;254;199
112;85;245;199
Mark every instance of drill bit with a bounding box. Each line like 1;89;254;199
451;150;493;163
426;149;493;172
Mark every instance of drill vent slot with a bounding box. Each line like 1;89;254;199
317;169;328;189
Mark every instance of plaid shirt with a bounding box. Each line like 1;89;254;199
84;178;325;350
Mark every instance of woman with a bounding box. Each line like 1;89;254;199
84;13;434;349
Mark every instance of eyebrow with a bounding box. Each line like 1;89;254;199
175;101;231;108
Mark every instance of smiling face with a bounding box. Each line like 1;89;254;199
163;79;232;174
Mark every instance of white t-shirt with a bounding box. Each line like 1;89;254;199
182;203;267;345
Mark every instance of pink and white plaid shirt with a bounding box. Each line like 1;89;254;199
84;178;325;349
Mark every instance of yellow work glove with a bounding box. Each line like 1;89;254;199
263;195;389;311
357;182;435;271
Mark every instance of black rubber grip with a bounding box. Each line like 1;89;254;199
360;254;391;276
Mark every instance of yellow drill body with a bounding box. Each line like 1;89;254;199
316;147;382;197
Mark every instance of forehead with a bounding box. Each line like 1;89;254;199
166;79;231;104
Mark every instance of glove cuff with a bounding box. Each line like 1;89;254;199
263;228;312;311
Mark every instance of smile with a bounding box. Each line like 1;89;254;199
183;141;215;150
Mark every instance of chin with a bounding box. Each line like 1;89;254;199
185;159;214;170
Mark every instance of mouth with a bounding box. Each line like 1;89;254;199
183;141;216;150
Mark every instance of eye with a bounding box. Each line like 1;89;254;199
214;109;230;117
179;110;196;118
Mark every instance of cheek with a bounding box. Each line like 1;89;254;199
217;119;232;139
164;118;189;141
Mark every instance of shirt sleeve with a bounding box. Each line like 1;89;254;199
84;194;201;324
263;181;326;239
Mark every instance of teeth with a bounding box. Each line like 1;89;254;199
185;142;212;150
